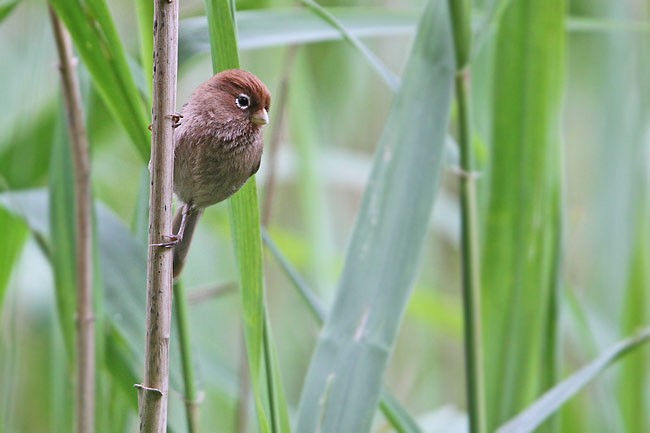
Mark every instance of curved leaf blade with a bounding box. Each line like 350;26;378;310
49;0;150;161
295;0;455;431
496;328;650;433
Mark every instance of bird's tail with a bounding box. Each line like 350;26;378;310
172;206;203;279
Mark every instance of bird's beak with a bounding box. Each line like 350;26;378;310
251;108;269;126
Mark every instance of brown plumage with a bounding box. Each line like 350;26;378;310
169;69;271;278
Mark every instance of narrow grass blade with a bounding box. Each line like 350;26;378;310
135;0;154;101
0;210;28;308
173;280;200;433
472;0;513;56
48;0;150;161
295;0;455;431
379;390;425;433
496;328;650;433
566;17;650;33
48;119;77;358
298;0;398;90
618;198;650;431
204;0;291;431
179;8;417;62
480;0;565;429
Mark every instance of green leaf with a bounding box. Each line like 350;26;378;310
263;230;425;433
203;0;291;431
0;103;57;189
566;17;650;33
297;0;398;90
480;0;565;429
0;209;28;310
48;119;78;358
378;390;425;433
49;0;150;161
0;188;185;418
179;8;417;63
294;0;455;431
496;328;650;433
0;0;19;22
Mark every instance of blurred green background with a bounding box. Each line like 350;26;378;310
0;0;648;432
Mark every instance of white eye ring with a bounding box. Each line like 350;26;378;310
235;94;251;109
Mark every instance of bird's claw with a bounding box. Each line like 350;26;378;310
170;113;183;128
148;112;183;131
150;233;183;248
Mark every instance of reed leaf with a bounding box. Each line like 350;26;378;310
295;0;454;431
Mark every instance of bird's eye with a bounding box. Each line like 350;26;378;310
235;94;250;109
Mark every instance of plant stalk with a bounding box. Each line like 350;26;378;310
173;280;200;433
48;8;95;433
138;0;179;431
456;69;487;433
448;0;486;432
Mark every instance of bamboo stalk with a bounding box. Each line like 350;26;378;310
447;1;487;432
137;0;179;431
48;8;95;433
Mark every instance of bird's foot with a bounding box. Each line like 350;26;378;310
169;112;183;128
150;233;183;248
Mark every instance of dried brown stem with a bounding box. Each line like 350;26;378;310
138;0;179;432
48;8;95;433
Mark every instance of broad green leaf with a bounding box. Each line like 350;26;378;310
496;328;650;433
295;0;455;431
0;189;184;418
204;0;291;431
263;230;425;433
480;0;565;429
49;0;150;161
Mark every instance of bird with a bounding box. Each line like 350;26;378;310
161;69;271;278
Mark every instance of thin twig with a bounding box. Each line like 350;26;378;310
261;45;299;226
48;8;95;433
138;0;179;431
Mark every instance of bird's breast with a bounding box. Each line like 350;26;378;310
173;128;263;208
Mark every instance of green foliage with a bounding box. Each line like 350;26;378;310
295;1;454;431
49;0;150;160
204;0;291;431
481;0;565;429
1;0;649;432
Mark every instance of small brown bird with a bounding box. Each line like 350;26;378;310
166;69;271;278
